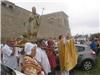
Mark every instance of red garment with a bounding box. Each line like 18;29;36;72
46;40;57;69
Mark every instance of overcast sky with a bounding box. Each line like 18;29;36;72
8;0;100;35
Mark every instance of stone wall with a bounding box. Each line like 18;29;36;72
37;11;71;39
1;1;31;41
1;1;71;41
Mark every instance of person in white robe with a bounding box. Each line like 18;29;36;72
23;42;45;75
35;47;51;75
15;47;24;71
35;40;51;75
2;42;18;70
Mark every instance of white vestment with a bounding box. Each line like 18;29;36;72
61;71;69;75
35;47;51;74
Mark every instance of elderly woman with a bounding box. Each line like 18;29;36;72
21;42;45;75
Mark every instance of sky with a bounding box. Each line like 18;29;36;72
7;0;100;35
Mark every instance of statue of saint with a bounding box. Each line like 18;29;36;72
26;7;40;41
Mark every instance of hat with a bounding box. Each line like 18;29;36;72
24;42;37;55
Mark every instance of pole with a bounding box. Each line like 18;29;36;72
41;8;44;15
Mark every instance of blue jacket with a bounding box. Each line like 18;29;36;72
90;41;97;49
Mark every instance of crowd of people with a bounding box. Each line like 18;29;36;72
1;35;78;75
75;37;100;55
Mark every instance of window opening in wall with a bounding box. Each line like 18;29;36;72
2;2;7;7
9;5;13;9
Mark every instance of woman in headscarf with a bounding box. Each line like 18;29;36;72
46;38;57;75
21;42;45;75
